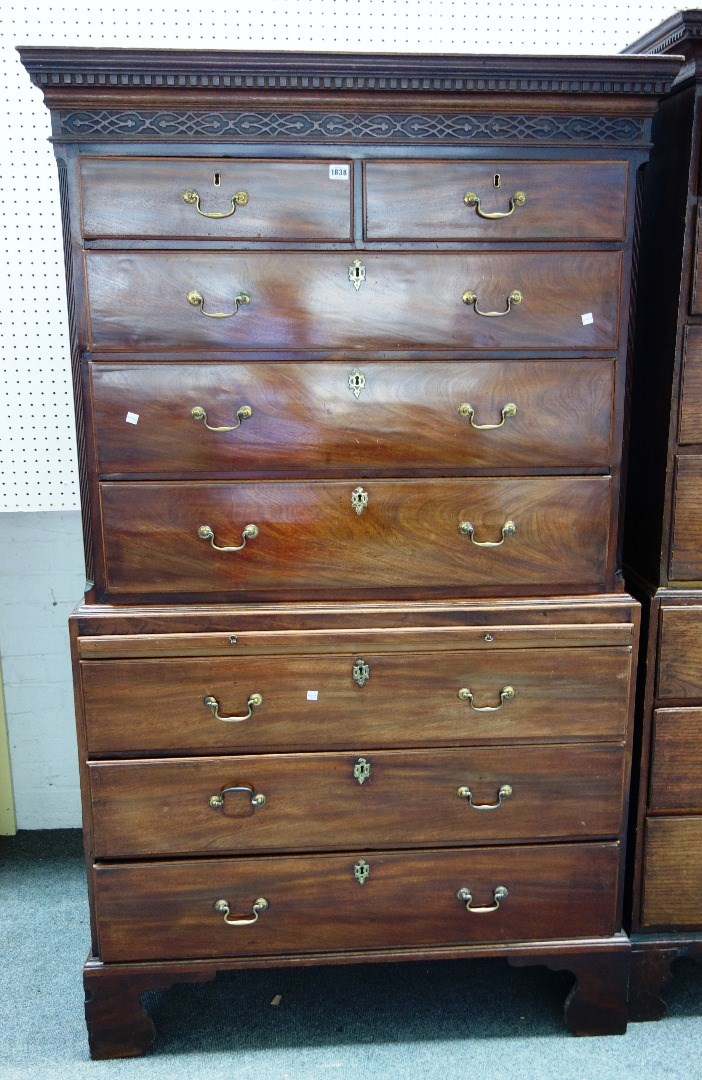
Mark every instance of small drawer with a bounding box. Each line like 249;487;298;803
691;205;702;315
649;708;702;811
641;817;702;928
658;606;702;698
84;250;622;353
670;456;702;580
80;644;633;756
88;744;625;858
93;842;620;962
89;359;615;477
97;475;611;599
364;159;628;241
79;157;353;240
679;327;702;445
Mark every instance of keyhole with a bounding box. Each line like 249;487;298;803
213;172;221;187
493;173;501;188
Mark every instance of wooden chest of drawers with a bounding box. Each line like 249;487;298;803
623;12;702;1019
20;46;678;1057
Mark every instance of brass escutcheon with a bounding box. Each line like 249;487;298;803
354;859;370;885
353;659;370;687
353;757;371;785
348;258;366;290
351;486;369;515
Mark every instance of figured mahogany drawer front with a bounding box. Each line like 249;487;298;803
79;157;353;240
670;456;702;580
641;817;702;928
679;327;702;445
93;841;620;962
98;476;610;598
84;250;622;352
364;160;628;241
90;360;615;477
658;606;702;698
649;708;702;812
80;645;632;756
89;744;624;859
692;205;702;316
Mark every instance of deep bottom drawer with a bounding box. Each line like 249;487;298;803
94;842;620;961
641;817;702;928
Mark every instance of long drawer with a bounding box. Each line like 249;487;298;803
79;157;354;240
93;842;621;962
641;817;702;928
84;250;622;351
89;360;615;477
98;476;611;597
364;159;628;240
80;645;632;756
88;744;625;858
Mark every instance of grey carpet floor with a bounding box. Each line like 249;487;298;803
0;831;699;1079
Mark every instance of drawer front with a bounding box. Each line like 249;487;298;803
98;476;611;597
85;251;622;352
658;606;702;698
670;456;702;579
692;205;702;316
649;708;702;811
679;327;702;445
641;817;702;928
81;645;633;756
90;360;615;477
89;745;625;858
94;842;620;961
364;160;628;241
79;157;353;240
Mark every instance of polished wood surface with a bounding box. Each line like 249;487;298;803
670;456;702;579
641;817;702;928
691;205;702;315
649;707;702;811
679;327;702;444
658;605;702;697
89;359;615;477
89;744;625;857
80;157;354;240
93;842;621;962
98;476;611;598
84;250;623;352
80;644;632;755
364;159;628;241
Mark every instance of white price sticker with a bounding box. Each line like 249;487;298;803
581;312;594;326
329;164;350;180
125;412;140;425
306;690;319;701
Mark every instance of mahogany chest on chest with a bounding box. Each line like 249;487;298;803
19;45;679;1056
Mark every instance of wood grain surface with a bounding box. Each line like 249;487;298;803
80;644;633;755
84;250;623;352
364;159;628;240
80;157;354;240
93;842;621;962
97;475;611;598
670;456;702;579
679;327;702;444
658;605;702;698
641;817;702;927
89;359;615;477
649;707;702;811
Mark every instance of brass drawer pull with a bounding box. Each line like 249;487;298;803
183;188;249;218
191;404;253;432
462;289;522;317
458;685;515;712
463;190;526;219
198;523;259;551
204;692;263;722
208;784;267;809
187;289;251;318
457;886;508;914
213;897;269;926
458;402;517;430
458;520;516;547
456;783;513;810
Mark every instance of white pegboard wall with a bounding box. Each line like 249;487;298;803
0;0;682;512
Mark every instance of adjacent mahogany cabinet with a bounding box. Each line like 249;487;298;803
624;11;702;1019
19;46;679;1057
